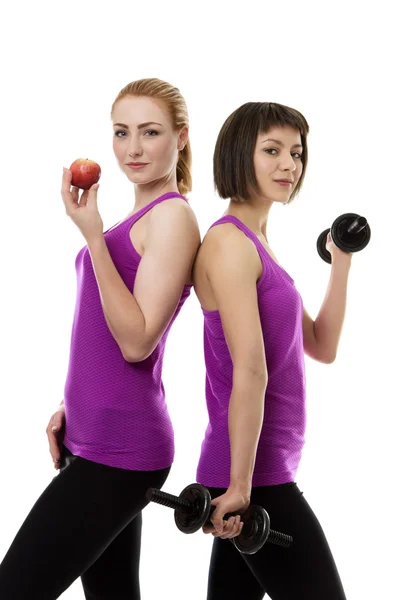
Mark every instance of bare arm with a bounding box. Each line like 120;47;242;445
87;200;200;361
303;254;352;363
207;230;268;497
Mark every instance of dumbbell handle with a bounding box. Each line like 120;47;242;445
147;488;292;548
148;488;192;511
345;216;367;235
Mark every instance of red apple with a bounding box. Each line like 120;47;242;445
69;158;101;190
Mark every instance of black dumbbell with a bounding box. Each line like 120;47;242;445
146;483;293;555
317;212;371;263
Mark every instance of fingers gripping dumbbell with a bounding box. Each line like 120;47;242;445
317;212;371;263
146;483;293;555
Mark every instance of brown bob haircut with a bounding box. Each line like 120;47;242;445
214;102;309;203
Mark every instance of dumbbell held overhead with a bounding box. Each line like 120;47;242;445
146;482;293;555
317;212;371;263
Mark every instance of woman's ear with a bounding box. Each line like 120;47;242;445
178;125;189;150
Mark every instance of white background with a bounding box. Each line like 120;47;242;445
0;1;399;598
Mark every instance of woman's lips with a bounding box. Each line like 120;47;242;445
274;180;292;187
126;163;148;170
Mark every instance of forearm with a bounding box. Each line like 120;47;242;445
228;369;267;493
87;235;145;358
314;255;352;362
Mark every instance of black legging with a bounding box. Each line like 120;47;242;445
206;482;347;600
0;445;170;599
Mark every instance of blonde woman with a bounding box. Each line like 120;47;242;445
0;78;200;599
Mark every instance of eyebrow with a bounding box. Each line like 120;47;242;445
261;138;303;149
113;121;164;129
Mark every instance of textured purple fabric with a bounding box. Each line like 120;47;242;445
63;192;191;470
196;215;306;487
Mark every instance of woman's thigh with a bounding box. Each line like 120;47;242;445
206;483;346;600
0;446;170;599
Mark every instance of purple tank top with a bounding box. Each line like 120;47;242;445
196;215;306;487
63;192;191;470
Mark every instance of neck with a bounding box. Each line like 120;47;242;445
224;195;273;241
133;175;181;212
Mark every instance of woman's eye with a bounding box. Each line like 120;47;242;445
144;130;159;136
114;130;126;137
264;148;303;160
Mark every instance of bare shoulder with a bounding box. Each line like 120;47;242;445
150;197;198;229
144;198;200;259
195;222;267;372
196;221;260;275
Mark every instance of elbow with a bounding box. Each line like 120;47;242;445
123;350;147;363
255;369;268;387
247;367;268;384
234;365;268;389
121;333;158;362
121;344;150;363
312;337;337;364
320;350;337;364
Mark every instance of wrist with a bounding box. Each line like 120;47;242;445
229;478;252;496
86;233;105;251
331;252;352;268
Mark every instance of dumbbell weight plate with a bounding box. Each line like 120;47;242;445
232;505;270;555
331;212;371;253
174;483;212;534
316;227;332;263
317;228;331;263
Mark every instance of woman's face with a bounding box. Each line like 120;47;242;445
112;95;187;186
252;125;303;203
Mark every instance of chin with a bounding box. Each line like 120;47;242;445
273;188;293;204
124;170;151;185
127;173;144;183
261;193;289;205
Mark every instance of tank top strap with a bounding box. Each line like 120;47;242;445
131;192;188;224
103;192;188;236
209;215;269;265
210;215;295;285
